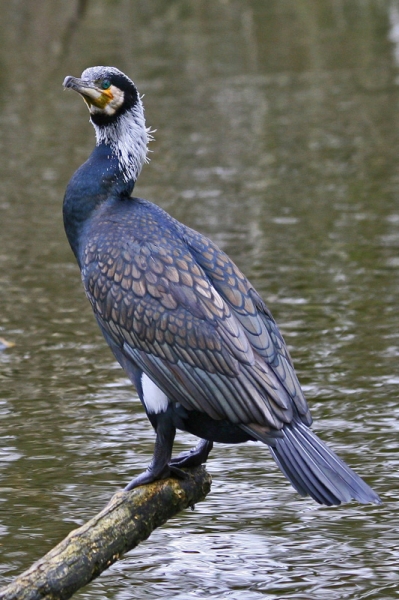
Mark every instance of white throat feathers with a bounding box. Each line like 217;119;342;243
91;97;151;184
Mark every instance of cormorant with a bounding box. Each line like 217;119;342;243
62;66;380;505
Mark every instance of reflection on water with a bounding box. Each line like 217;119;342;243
0;1;399;598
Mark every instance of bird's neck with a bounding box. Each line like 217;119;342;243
92;102;149;184
63;104;151;264
63;142;135;265
63;103;149;265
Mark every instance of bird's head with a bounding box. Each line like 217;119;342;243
63;66;151;183
63;66;139;125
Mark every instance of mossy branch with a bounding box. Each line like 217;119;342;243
0;467;211;600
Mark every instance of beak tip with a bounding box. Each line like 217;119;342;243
63;76;73;89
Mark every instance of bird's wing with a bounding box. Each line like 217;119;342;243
82;229;309;429
183;227;311;425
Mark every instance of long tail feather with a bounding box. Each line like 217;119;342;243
247;421;381;505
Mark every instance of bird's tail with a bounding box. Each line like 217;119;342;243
248;421;380;505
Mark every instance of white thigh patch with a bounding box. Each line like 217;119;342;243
141;374;169;414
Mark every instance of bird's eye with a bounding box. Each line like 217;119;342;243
101;79;111;90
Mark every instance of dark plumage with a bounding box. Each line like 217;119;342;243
62;66;380;505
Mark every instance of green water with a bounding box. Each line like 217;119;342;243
0;1;398;598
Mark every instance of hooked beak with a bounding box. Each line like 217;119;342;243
63;76;113;110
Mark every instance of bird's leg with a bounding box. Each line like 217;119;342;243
124;409;187;491
169;439;213;468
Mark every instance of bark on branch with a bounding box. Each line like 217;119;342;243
0;467;211;600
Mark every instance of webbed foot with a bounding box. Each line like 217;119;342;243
170;439;213;468
124;463;188;491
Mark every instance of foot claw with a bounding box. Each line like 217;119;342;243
169;465;189;479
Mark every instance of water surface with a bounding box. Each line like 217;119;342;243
0;1;398;598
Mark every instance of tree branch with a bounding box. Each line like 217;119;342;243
0;467;211;600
